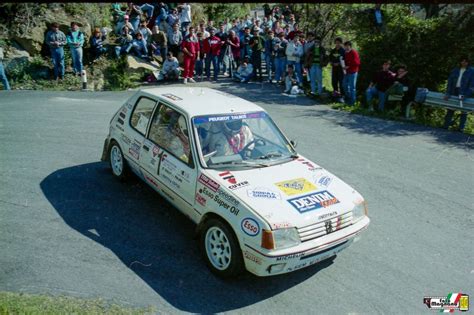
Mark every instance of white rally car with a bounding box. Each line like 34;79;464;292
101;87;370;278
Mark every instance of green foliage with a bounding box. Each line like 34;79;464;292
104;57;140;91
348;4;474;93
0;291;155;314
203;3;257;23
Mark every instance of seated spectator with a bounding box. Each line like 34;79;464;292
161;52;181;80
443;56;474;132
116;15;134;35
150;25;167;61
115;26;134;58
137;20;152;42
154;3;168;28
389;64;415;116
166;8;180;32
365;59;396;111
284;64;298;94
112;3;127;24
127;3;143;33
233;56;254;83
140;3;154;25
90;27;107;60
132;32;149;59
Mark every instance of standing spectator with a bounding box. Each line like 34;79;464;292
179;3;192;35
198;22;210;39
127;3;143;33
195;31;205;80
140;3;154;24
66;22;85;76
330;37;345;99
288;23;302;41
272;21;284;36
181;26;199;84
264;30;275;83
285;34;303;86
46;22;67;80
166;9;180;32
161;52;181;80
0;46;11;90
230;19;240;35
137;20;152;42
273;31;287;83
283;5;292;19
263;3;272;18
261;16;272;31
342;41;360;105
287;14;296;32
203;28;222;81
369;4;385;31
240;27;252;59
443;56;474;132
132;32;149;59
90;27;107;60
206;20;215;32
227;30;240;72
233;56;254;83
306;35;326;96
249;28;264;81
223;18;231;32
154;3;168;28
115;26;134;57
365;60;396;111
150;25;167;60
216;23;229;76
167;23;183;58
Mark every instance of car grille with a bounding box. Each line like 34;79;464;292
297;211;353;242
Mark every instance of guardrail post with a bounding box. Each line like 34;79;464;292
81;70;87;90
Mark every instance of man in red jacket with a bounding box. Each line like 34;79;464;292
203;28;222;81
181;26;200;84
342;41;361;106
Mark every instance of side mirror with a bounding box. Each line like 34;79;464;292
290;140;297;148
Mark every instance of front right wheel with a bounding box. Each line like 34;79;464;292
200;218;244;278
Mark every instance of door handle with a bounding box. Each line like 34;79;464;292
142;145;149;151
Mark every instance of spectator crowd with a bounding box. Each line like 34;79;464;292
1;3;472;131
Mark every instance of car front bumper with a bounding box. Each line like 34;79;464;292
242;216;370;276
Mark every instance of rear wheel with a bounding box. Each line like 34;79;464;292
109;141;129;180
200;218;244;278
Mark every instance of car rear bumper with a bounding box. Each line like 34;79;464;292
243;216;370;276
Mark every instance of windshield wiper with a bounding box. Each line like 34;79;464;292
259;152;283;159
209;160;269;168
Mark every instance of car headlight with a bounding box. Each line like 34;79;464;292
262;228;300;250
352;200;368;222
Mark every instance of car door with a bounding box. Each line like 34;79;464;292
124;96;159;176
140;102;199;221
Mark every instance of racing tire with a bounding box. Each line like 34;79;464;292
108;140;130;181
200;218;244;278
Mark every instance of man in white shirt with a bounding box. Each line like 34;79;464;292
179;3;192;35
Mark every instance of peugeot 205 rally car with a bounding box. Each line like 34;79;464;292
101;87;370;278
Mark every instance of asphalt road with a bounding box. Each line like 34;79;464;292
1;81;473;314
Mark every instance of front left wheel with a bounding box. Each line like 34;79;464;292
200;218;244;278
109;141;130;181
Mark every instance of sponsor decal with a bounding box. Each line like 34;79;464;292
150;158;156;166
275;178;317;196
424;293;469;312
276;252;305;261
178;170;190;183
241;218;260;236
129;141;141;160
219;171;237;184
243;251;262;265
161;172;180;190
121;134;131;145
228;181;249;190
195;193;206;206
217;189;240;206
247;187;281;199
152;145;160;157
199;187;240;216
318;211;337;221
288;191;340;213
161;154;177;172
193;112;267;125
271;222;291;229
198;174;220;192
285;243;348;272
297;158;319;171
144;174;159;189
316;175;333;188
115;124;125;132
126;102;133;110
325;220;333;234
121;106;128;114
119;112;126;119
162;93;183;101
117;118;124;125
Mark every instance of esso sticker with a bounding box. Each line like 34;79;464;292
241;218;260;237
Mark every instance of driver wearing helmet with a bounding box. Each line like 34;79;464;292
168;115;191;163
208;119;254;156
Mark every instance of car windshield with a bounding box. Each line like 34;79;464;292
192;111;297;169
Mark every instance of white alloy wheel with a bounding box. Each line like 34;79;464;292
205;226;232;270
110;145;124;176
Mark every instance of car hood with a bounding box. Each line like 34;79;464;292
205;156;364;229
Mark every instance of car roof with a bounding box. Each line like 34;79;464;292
140;87;265;117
